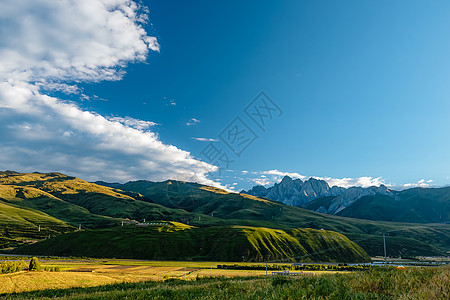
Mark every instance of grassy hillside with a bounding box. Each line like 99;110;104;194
14;223;370;263
345;233;445;257
308;187;450;224
0;198;75;248
394;187;450;222
0;172;214;225
1;172;448;257
337;190;450;224
302;196;336;212
0;184;119;228
336;194;400;221
103;180;450;256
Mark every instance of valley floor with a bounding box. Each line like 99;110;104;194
1;265;448;299
0;258;341;294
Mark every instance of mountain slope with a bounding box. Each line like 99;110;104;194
0;184;119;228
0;171;448;258
14;223;371;263
244;176;450;224
98;179;450;256
319;188;450;223
0;172;213;224
0;196;75;248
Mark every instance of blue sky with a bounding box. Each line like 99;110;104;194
1;0;450;190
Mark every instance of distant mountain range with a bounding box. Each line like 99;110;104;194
0;171;449;259
241;176;450;223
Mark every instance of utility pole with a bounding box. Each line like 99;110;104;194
383;234;387;267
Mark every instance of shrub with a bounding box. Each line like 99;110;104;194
0;260;27;274
29;257;41;271
42;266;61;272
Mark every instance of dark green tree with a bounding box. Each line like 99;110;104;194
29;257;41;271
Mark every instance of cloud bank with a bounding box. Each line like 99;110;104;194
0;0;219;185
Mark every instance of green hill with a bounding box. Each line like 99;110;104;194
0;184;119;228
335;187;450;223
344;232;445;257
0;191;75;248
1;171;449;258
99;179;450;257
0;172;214;225
14;223;370;263
304;187;450;224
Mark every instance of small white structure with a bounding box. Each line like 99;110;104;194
136;222;171;227
271;270;304;276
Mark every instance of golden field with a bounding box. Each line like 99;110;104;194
0;258;334;294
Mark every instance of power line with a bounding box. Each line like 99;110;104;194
383;234;387;267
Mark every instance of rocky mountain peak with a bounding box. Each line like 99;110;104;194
303;177;330;189
243;173;400;215
243;185;269;197
280;175;293;184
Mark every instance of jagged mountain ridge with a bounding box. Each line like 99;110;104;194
242;175;394;211
242;176;450;223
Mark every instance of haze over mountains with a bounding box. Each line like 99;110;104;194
242;176;450;223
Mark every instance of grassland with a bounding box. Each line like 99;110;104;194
13;223;370;263
0;197;75;248
1;264;448;299
336;189;450;223
0;184;118;228
1;171;449;259
103;178;450;256
0;172;210;224
0;258;338;294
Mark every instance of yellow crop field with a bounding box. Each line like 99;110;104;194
0;258;336;294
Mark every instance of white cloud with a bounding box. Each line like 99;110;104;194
0;0;159;83
192;137;218;142
252;177;272;186
37;82;82;95
394;179;434;189
261;169;307;180
107;116;159;131
186;118;201;126
314;176;385;188
0;0;223;188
